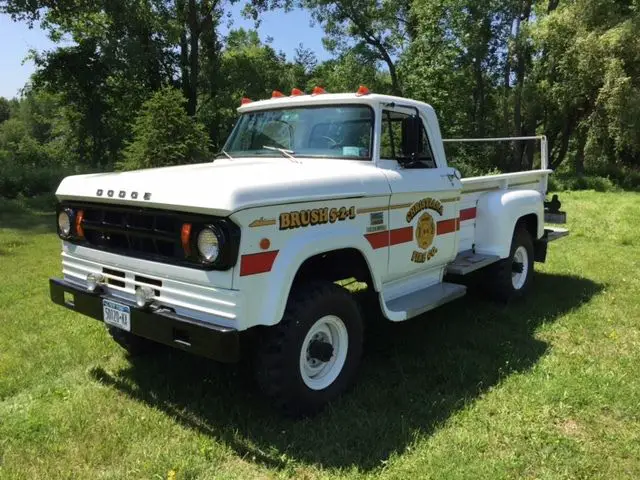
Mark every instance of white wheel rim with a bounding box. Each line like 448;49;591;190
511;245;529;290
299;315;349;390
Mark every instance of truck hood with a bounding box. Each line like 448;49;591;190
56;158;392;216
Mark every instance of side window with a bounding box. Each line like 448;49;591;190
418;124;436;168
380;110;436;168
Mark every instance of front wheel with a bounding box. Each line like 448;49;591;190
255;281;364;417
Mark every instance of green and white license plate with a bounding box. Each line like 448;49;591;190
103;299;131;332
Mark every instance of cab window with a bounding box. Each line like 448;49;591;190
380;110;436;168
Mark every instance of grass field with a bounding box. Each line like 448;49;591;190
1;191;639;479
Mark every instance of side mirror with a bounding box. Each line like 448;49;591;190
400;116;421;164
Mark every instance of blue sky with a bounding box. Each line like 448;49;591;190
0;5;329;99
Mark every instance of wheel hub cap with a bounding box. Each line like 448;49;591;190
307;339;334;362
511;246;529;290
299;315;349;390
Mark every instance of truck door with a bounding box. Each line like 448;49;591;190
378;105;462;283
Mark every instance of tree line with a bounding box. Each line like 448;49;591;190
1;0;639;198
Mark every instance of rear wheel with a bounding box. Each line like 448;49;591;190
485;225;534;302
255;281;364;417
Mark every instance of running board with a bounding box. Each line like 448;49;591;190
545;227;569;242
385;282;467;321
446;250;500;275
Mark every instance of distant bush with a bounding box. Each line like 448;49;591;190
0;154;68;198
548;174;621;192
449;157;502;178
588;166;640;191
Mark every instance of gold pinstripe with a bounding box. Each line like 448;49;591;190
357;197;461;215
461;186;501;194
510;181;540;187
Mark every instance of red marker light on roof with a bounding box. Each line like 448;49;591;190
241;97;252;105
271;90;285;98
290;88;304;96
312;86;326;95
356;85;370;96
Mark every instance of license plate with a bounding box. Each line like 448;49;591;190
103;299;131;332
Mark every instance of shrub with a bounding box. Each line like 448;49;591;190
548;174;621;192
449;157;502;178
0;153;68;198
119;87;211;171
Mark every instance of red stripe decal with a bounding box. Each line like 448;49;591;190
460;207;477;222
437;218;459;235
364;230;389;249
390;226;413;245
240;250;279;276
365;226;413;249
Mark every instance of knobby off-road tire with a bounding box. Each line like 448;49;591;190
255;281;364;417
107;326;157;357
485;225;535;302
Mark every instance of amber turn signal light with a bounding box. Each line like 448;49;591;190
75;210;85;238
181;223;192;256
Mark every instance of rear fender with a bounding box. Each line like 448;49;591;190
474;190;544;258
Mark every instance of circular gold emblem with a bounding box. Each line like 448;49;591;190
415;212;436;250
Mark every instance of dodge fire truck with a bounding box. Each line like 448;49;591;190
50;86;567;416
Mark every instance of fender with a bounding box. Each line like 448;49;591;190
237;224;383;328
474;189;544;258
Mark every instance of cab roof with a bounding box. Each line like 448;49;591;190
237;92;436;117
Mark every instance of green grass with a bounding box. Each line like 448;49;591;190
1;191;639;479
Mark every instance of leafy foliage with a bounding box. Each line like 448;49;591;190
1;0;640;195
119;87;211;171
0;91;72;197
0;97;11;124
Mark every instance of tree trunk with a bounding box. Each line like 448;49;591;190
502;28;512;138
550;118;576;169
511;0;533;171
186;0;200;116
346;9;402;96
473;55;485;137
574;130;586;175
370;36;401;96
388;59;402;97
522;114;536;170
179;14;191;109
140;25;161;91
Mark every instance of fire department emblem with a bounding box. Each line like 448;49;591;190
415;212;436;249
406;197;443;264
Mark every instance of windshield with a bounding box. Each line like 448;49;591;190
223;105;373;160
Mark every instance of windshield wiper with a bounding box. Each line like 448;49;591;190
214;150;233;160
262;145;300;163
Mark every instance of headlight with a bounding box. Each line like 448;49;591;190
58;210;72;238
197;227;221;263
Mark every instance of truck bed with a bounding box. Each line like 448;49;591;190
457;169;552;253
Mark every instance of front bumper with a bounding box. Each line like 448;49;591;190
49;278;240;362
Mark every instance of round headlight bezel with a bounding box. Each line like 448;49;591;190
196;225;223;264
57;209;73;238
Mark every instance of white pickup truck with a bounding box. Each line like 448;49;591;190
50;88;567;416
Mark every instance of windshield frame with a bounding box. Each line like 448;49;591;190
222;104;376;161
